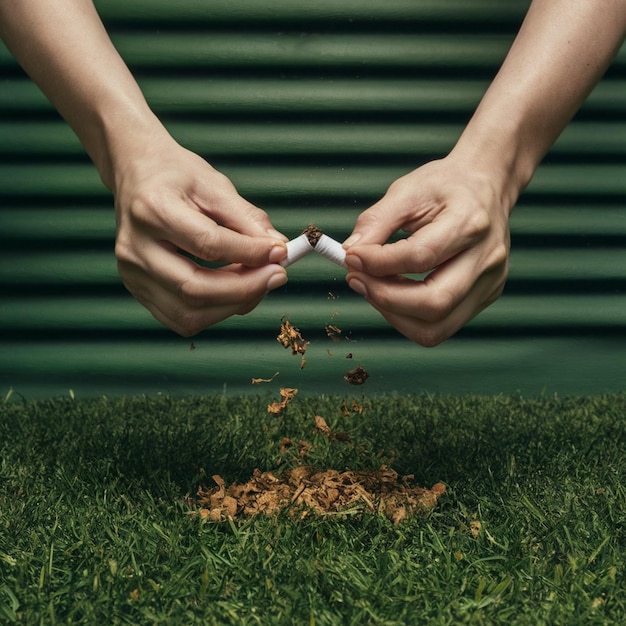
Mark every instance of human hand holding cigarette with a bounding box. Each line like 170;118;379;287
280;225;347;269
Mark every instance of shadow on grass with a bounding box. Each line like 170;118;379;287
2;393;625;501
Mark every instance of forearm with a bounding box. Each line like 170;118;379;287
452;0;626;209
0;0;167;189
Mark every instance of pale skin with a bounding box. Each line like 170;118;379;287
1;0;625;343
344;0;626;346
0;0;289;336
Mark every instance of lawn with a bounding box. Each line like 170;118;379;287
1;392;625;624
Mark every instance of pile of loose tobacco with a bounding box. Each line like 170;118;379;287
193;465;445;525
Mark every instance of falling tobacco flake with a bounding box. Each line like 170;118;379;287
470;520;482;538
277;318;309;356
314;415;352;442
192;466;446;525
313;415;332;437
341;399;366;416
344;365;370;385
280;437;311;459
325;324;343;342
251;372;279;385
267;387;298;414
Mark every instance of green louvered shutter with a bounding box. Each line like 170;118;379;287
1;0;625;397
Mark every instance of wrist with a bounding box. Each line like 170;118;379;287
449;116;536;216
85;103;171;192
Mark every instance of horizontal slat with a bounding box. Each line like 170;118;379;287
2;248;626;286
5;34;626;73
3;78;626;115
3;121;626;157
2;164;626;198
0;78;498;114
0;209;116;240
112;33;626;70
1;337;624;398
509;206;626;236
93;0;530;23
1;294;626;333
108;34;514;68
3;206;626;243
0;207;362;240
0;122;460;156
132;79;486;113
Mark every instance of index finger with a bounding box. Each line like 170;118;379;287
345;216;476;277
157;197;287;266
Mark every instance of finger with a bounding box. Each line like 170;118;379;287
171;208;287;266
123;263;286;336
192;169;287;239
131;191;287;266
343;194;409;248
352;271;501;347
205;196;288;242
347;248;507;324
134;287;245;337
345;210;490;276
119;240;287;308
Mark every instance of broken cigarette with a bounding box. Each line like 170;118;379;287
280;233;314;268
313;233;348;269
280;224;347;269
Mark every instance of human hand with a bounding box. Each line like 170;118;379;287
112;138;288;336
343;156;513;346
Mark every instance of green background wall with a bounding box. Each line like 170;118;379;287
1;0;626;397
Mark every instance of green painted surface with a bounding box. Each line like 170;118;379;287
1;0;625;398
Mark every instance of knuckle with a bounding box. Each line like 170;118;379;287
354;207;385;232
420;287;456;323
171;305;208;337
407;325;446;348
386;175;409;198
114;238;135;266
177;277;207;309
407;241;437;272
236;296;262;316
176;317;204;337
464;208;491;239
127;188;160;226
193;229;221;261
418;329;445;348
242;203;271;225
489;242;510;270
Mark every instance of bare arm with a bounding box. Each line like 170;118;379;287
344;0;626;346
0;0;288;336
457;0;626;201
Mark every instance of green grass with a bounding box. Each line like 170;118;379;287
1;392;626;624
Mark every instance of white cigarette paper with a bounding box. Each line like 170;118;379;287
314;234;348;269
280;233;314;268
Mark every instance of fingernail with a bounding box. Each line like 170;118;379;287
348;277;367;297
267;271;288;291
345;252;362;271
342;233;362;248
268;242;288;264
